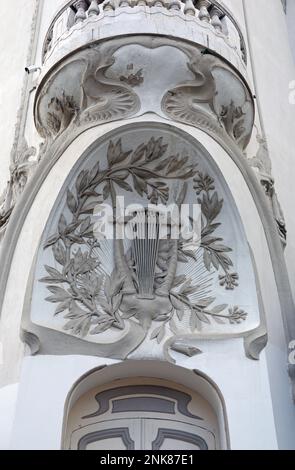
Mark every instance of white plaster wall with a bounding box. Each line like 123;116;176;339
0;0;77;386
220;0;245;25
221;2;295;447
0;0;37;192
24;0;66;160
0;0;67;190
9;353;278;450
0;383;18;450
243;0;295;308
286;0;295;62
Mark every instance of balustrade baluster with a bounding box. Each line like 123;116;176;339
210;5;223;32
197;0;210;22
168;0;181;10
184;0;195;16
104;0;115;11
88;0;100;16
42;0;247;66
154;0;165;7
74;0;87;23
119;0;130;7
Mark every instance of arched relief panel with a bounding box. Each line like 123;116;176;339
62;375;224;450
22;123;266;362
35;36;254;151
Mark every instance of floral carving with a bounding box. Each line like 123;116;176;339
193;171;240;290
120;64;144;87
41;136;248;357
47;92;79;137
219;272;239;290
218;100;246;145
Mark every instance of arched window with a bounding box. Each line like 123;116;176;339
63;367;226;451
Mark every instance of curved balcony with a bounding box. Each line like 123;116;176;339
42;0;247;76
35;0;254;152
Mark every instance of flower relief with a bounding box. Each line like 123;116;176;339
39;134;249;357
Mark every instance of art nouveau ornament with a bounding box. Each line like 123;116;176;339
0;37;255;243
23;126;266;362
34;38;254;150
248;133;287;246
0;139;37;240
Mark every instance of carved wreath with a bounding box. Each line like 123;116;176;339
41;137;247;351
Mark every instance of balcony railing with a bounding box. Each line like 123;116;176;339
42;0;247;66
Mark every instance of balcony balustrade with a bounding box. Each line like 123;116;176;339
42;0;247;75
35;0;254;154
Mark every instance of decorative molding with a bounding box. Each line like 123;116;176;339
34;36;254;164
111;397;176;414
247;132;287;247
77;427;135;450
162;50;254;150
152;428;209;450
244;332;268;361
82;385;203;420
0;140;37;240
20;329;40;356
242;244;268;360
193;368;231;449
170;341;202;357
35;45;141;140
21;316;146;358
79;53;140;125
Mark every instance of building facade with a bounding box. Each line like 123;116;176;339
0;0;294;450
